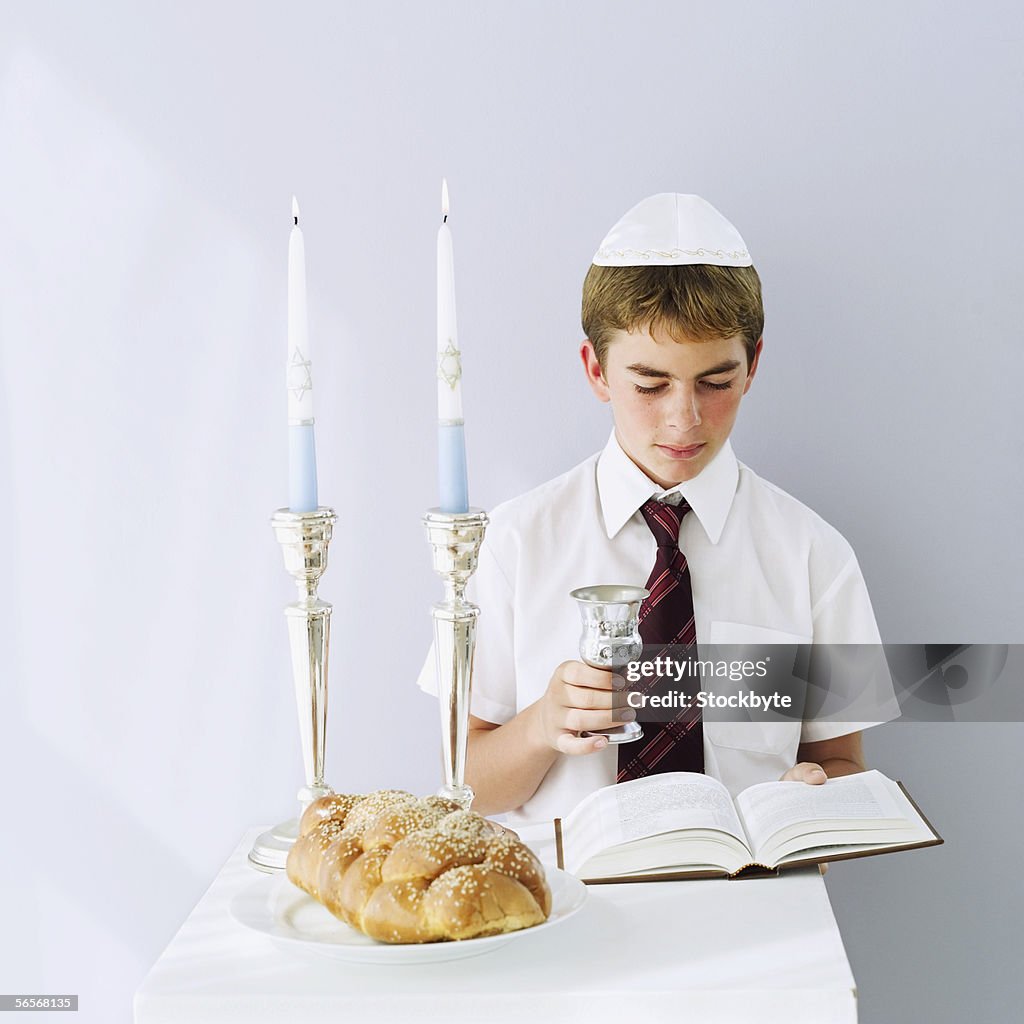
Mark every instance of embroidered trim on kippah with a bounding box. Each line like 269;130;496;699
595;246;750;262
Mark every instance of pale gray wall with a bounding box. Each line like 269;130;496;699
0;2;1020;1021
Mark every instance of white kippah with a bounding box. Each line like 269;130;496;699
592;193;752;267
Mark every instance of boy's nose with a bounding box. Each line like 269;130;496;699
666;390;702;430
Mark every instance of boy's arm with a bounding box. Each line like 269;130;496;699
790;539;897;788
464;662;635;816
465;710;560;817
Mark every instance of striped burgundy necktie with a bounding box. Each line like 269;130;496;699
617;497;705;782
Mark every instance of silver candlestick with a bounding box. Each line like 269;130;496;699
249;507;338;872
570;584;649;744
423;508;488;809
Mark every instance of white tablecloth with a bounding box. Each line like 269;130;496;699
134;827;858;1024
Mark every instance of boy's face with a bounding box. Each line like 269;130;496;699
582;324;762;488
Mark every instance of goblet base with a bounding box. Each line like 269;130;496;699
581;721;644;744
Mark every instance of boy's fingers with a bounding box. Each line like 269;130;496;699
564;707;637;733
563;683;611;711
565;683;633;712
560;661;621;689
556;731;609;756
609;693;634;714
781;762;828;784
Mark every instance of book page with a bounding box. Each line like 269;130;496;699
736;770;905;855
561;772;749;874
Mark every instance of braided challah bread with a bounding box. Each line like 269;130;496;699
286;790;552;943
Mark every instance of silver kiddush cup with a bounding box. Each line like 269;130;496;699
570;584;649;744
423;508;488;808
249;507;338;872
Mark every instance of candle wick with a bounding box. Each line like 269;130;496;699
443;214;448;224
294;215;299;225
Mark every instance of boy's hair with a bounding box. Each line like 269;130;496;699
581;264;764;371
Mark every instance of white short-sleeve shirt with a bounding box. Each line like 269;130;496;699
418;432;899;829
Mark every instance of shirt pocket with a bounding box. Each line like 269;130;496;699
707;621;812;646
702;620;811;755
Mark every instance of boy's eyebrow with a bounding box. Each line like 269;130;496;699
625;359;742;380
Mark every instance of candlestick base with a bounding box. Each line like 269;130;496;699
248;822;300;874
248;780;335;873
436;782;476;807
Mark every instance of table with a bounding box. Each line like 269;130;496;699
134;827;859;1024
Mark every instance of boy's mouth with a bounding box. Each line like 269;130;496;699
656;443;705;460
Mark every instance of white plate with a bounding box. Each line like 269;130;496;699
230;867;588;964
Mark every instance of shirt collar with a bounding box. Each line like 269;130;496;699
596;430;739;543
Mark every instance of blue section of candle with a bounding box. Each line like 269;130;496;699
438;422;469;513
288;423;319;512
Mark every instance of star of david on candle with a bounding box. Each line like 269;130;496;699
437;339;462;389
288;348;313;400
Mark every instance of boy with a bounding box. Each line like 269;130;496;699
419;194;897;831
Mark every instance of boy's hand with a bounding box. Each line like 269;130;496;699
780;762;828;784
535;660;635;755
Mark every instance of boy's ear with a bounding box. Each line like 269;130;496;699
742;336;764;395
580;339;611;403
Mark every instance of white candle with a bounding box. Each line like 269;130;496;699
288;195;318;512
437;179;463;422
436;179;468;513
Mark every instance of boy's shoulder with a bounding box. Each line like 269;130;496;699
735;459;856;560
490;451;600;527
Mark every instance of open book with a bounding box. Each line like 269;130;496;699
554;769;942;883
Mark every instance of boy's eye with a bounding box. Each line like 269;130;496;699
632;377;737;396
